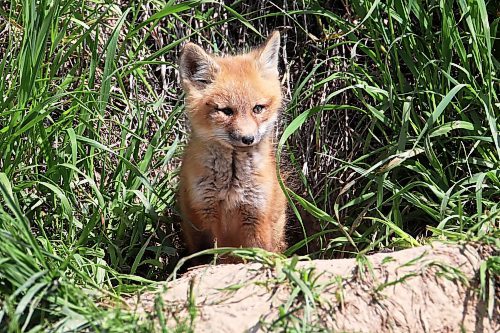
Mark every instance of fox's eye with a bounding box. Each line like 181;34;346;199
216;107;234;116
253;105;265;114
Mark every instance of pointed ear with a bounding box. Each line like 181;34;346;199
257;31;280;76
179;42;219;88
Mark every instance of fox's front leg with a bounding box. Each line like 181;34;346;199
214;206;272;264
179;191;220;254
239;205;273;251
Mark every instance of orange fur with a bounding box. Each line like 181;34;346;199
178;31;287;256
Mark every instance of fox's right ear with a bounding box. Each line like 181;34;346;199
179;43;219;88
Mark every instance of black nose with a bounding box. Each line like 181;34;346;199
241;135;254;145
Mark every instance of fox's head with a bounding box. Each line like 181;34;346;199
179;31;282;148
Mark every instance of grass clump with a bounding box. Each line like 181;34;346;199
0;0;498;330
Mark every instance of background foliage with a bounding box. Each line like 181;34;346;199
0;0;498;330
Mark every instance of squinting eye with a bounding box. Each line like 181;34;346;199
216;107;234;116
253;105;265;114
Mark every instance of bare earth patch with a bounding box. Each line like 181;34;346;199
127;243;498;332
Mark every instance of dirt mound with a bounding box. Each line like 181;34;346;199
127;243;498;332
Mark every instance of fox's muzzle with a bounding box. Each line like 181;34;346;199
229;132;258;146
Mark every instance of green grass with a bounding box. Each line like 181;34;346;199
0;0;498;331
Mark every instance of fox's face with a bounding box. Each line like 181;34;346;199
179;32;282;148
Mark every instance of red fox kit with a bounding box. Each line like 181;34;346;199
178;31;287;258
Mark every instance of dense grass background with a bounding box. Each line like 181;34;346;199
0;0;498;330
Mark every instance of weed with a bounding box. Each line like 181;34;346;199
0;0;498;330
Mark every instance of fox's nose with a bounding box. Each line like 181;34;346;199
241;135;254;145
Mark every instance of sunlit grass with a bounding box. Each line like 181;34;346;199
0;0;498;330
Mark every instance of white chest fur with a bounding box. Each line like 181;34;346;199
190;144;266;211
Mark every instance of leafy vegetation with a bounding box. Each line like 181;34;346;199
0;0;498;331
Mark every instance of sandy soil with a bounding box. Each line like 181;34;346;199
127;243;498;332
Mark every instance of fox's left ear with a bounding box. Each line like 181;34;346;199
257;31;280;76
